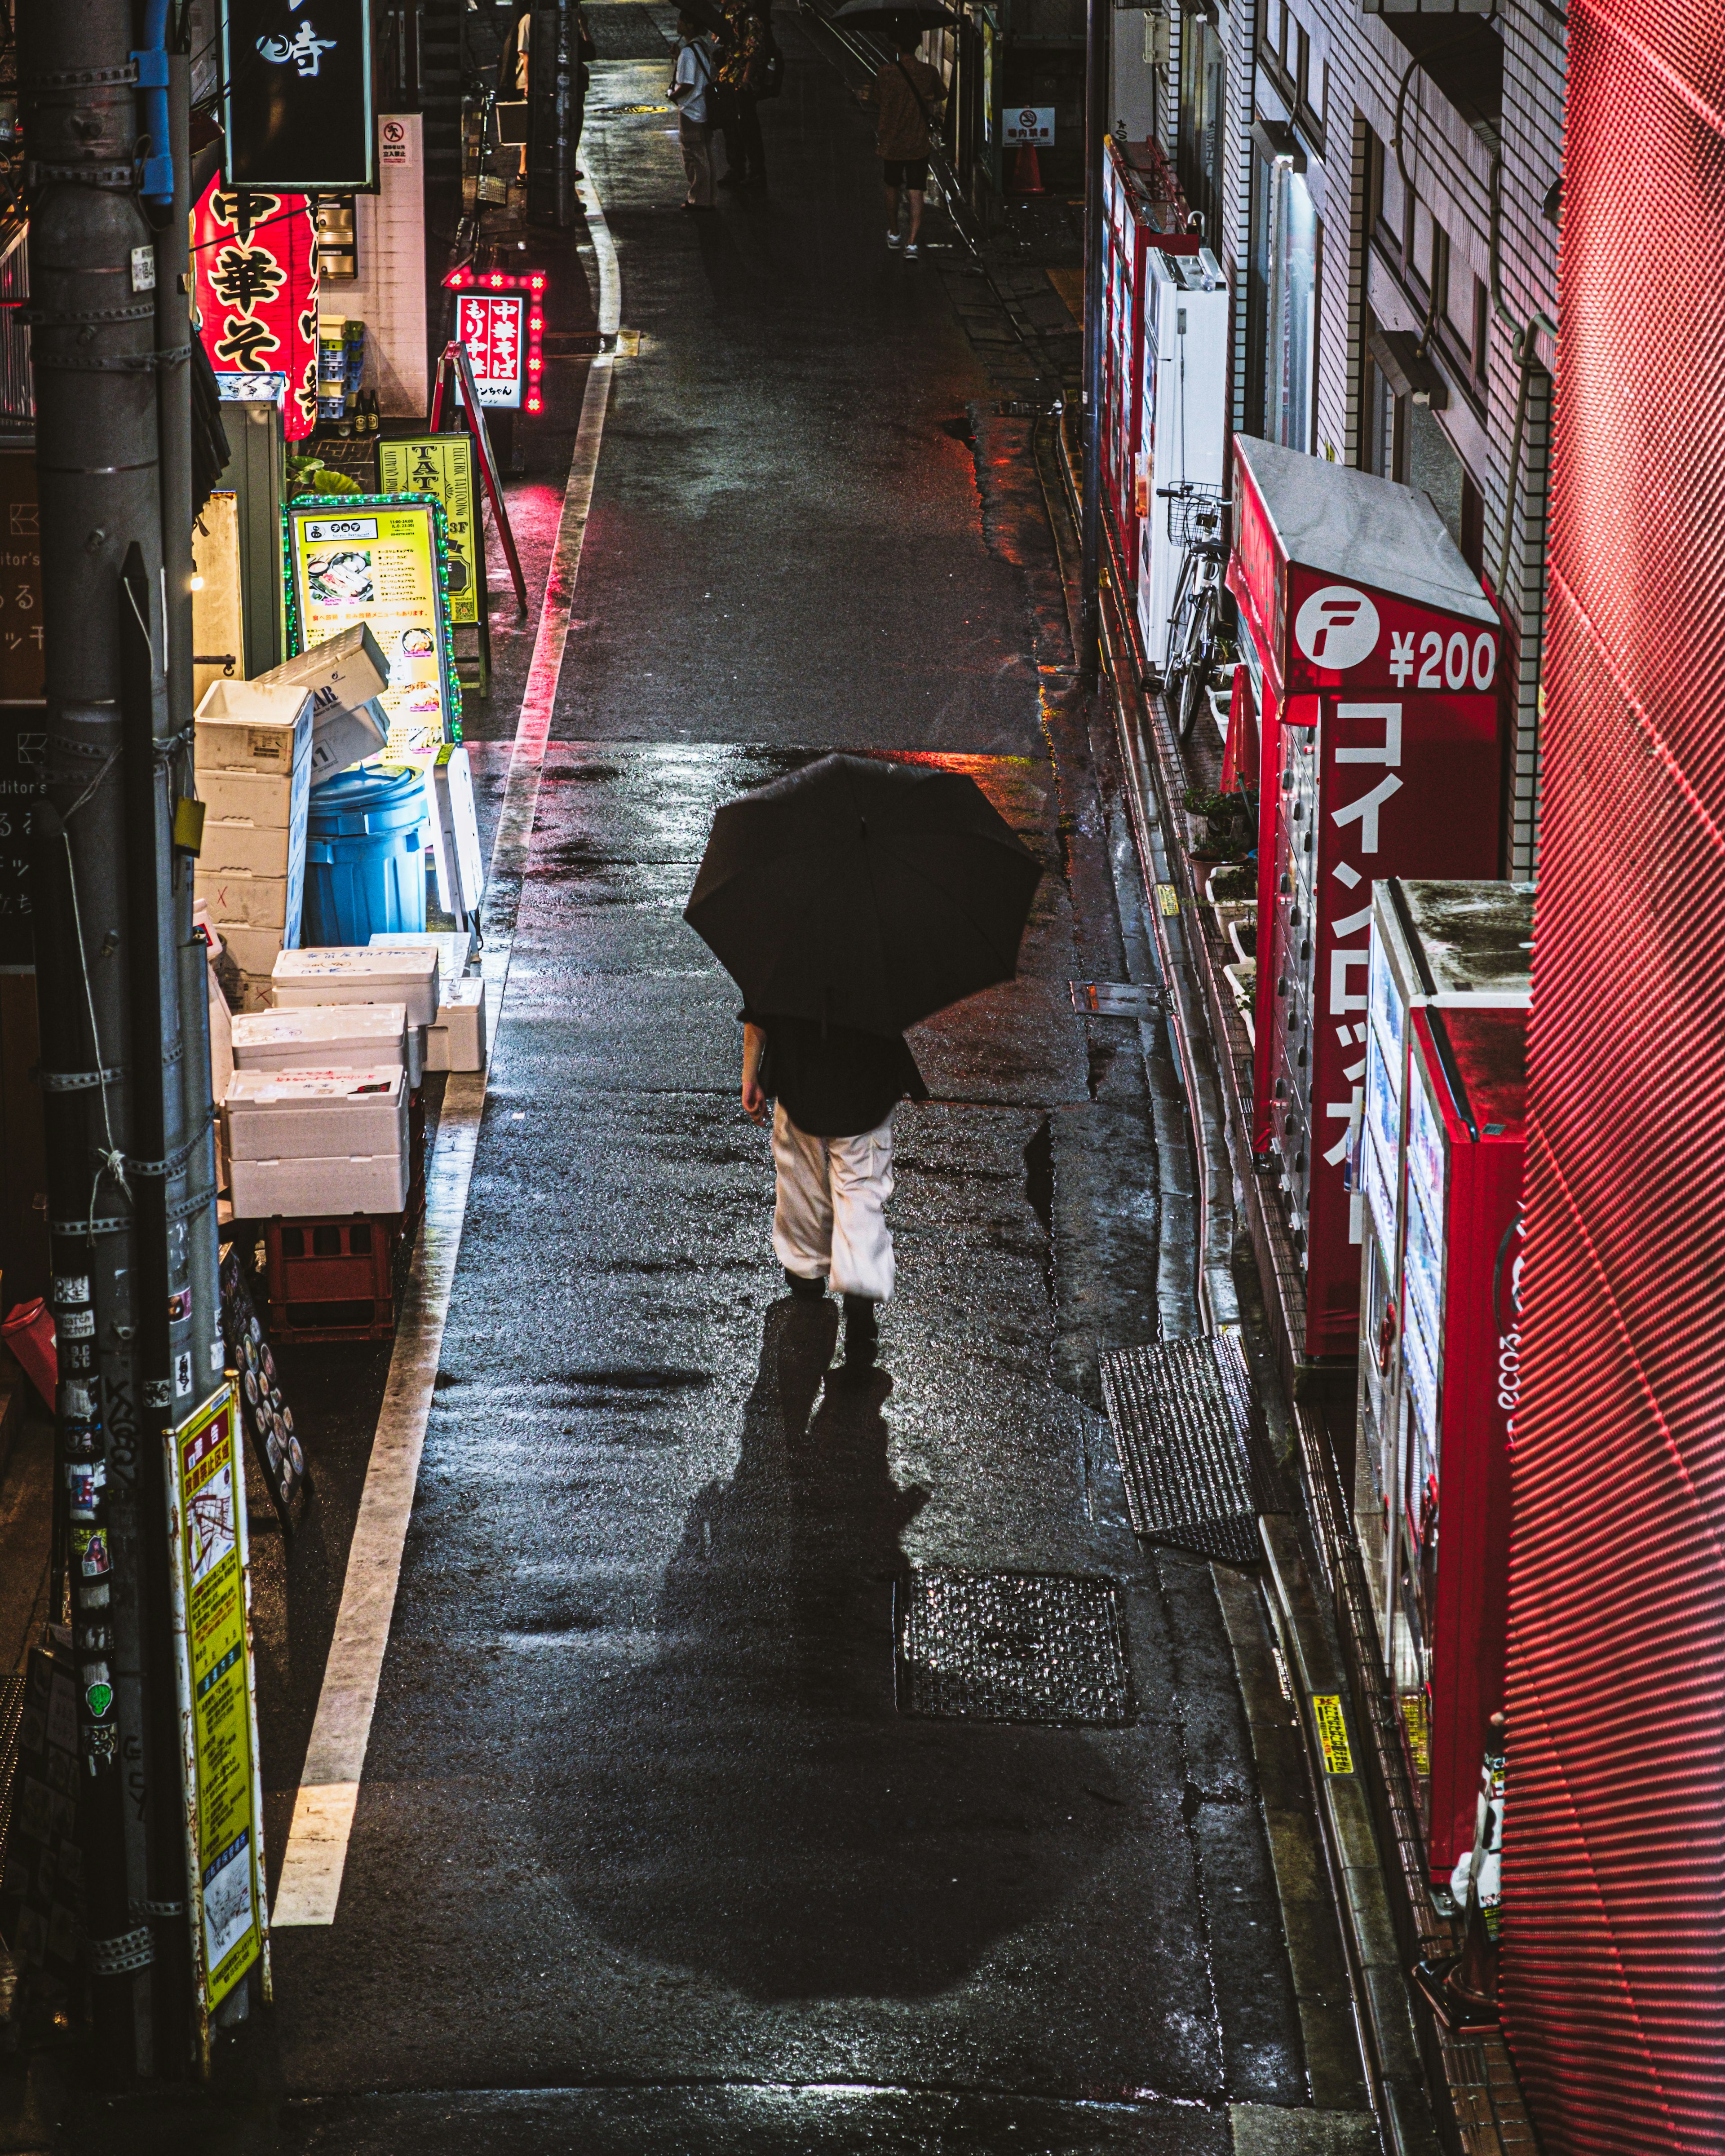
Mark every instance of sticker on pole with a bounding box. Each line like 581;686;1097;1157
1312;1692;1354;1774
1294;585;1380;672
167;1385;269;2037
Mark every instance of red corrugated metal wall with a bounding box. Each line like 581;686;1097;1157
1504;4;1725;2149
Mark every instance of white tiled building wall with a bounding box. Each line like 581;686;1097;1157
342;115;430;420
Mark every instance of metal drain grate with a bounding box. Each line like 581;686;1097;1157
1101;1333;1285;1566
896;1570;1135;1726
0;1673;25;1879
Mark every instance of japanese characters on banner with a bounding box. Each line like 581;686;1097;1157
167;1386;269;2032
190;179;319;441
283;495;461;758
456;292;524;408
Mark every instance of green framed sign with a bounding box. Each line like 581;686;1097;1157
283;493;462;758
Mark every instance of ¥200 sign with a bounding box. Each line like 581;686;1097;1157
221;0;376;191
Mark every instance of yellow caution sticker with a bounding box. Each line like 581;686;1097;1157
1312;1693;1354;1775
1156;883;1181;916
1400;1693;1431;1777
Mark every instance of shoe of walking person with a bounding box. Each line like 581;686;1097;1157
830;1294;881;1391
887;228;903;251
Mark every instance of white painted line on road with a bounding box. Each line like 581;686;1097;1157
272;175;622;1930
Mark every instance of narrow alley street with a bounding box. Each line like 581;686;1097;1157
56;13;1364;2152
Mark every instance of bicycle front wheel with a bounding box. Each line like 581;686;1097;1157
1176;587;1215;743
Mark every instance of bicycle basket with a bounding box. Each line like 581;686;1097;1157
1165;484;1226;550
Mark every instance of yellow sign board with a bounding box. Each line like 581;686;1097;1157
1312;1693;1354;1776
168;1385;269;2030
379;437;480;627
284;495;460;761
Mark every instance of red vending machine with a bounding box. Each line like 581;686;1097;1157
1100;140;1194;572
1230;435;1504;1359
1386;1004;1526;1877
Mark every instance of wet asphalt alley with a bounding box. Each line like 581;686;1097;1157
230;14;1366;2154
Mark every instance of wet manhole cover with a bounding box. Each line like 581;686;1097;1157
1101;1333;1286;1568
895;1570;1135;1726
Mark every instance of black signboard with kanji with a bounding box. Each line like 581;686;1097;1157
221;0;376;192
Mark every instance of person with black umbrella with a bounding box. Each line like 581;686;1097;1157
686;755;1041;1389
740;998;928;1387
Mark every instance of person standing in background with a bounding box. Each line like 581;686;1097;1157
860;27;946;258
717;0;767;190
670;13;720;211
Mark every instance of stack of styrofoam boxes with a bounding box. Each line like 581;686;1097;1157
252;623;389;791
226;1003;412;1217
270;945;440;1089
224;1068;410;1219
368;931;488;1072
194;681;314;1012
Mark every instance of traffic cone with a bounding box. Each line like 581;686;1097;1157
1012;144;1047;195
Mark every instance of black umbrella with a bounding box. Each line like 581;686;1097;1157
684;754;1042;1039
834;0;961;28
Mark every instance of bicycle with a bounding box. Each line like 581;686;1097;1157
1157;484;1231;745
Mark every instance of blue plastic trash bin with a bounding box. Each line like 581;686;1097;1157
302;765;429;946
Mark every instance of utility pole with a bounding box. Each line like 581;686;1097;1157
1079;0;1110;682
22;0;217;2079
527;0;579;228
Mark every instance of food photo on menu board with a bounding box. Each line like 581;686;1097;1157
286;497;460;759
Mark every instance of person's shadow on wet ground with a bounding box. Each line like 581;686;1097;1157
540;1298;1128;2002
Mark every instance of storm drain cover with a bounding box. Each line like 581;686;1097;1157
1101;1333;1285;1567
895;1570;1135;1726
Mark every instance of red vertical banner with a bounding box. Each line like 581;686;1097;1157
190;179;319;441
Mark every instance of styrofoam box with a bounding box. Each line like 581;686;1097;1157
425;978;487;1072
195;858;304;936
229;1149;408;1219
195;680;314;773
232;1002;408;1074
200;817;300;881
236;972;276;1016
212;919;287;976
199;760;312;832
368;930;473;981
273;945;438;1028
254;623;388;719
308;698;387;786
225;1066;407;1162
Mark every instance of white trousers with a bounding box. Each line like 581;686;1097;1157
770;1105;896;1301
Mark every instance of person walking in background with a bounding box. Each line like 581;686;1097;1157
741;1007;928;1388
717;0;768;190
860;28;946;258
670;13;720;210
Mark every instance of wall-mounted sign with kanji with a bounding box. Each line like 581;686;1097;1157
221;0;376;192
191;179;320;442
459;294;523;409
442;268;549;412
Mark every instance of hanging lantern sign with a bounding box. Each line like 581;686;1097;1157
220;0;376;192
190;178;320;442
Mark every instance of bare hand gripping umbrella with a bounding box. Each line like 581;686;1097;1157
684;754;1042;1038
